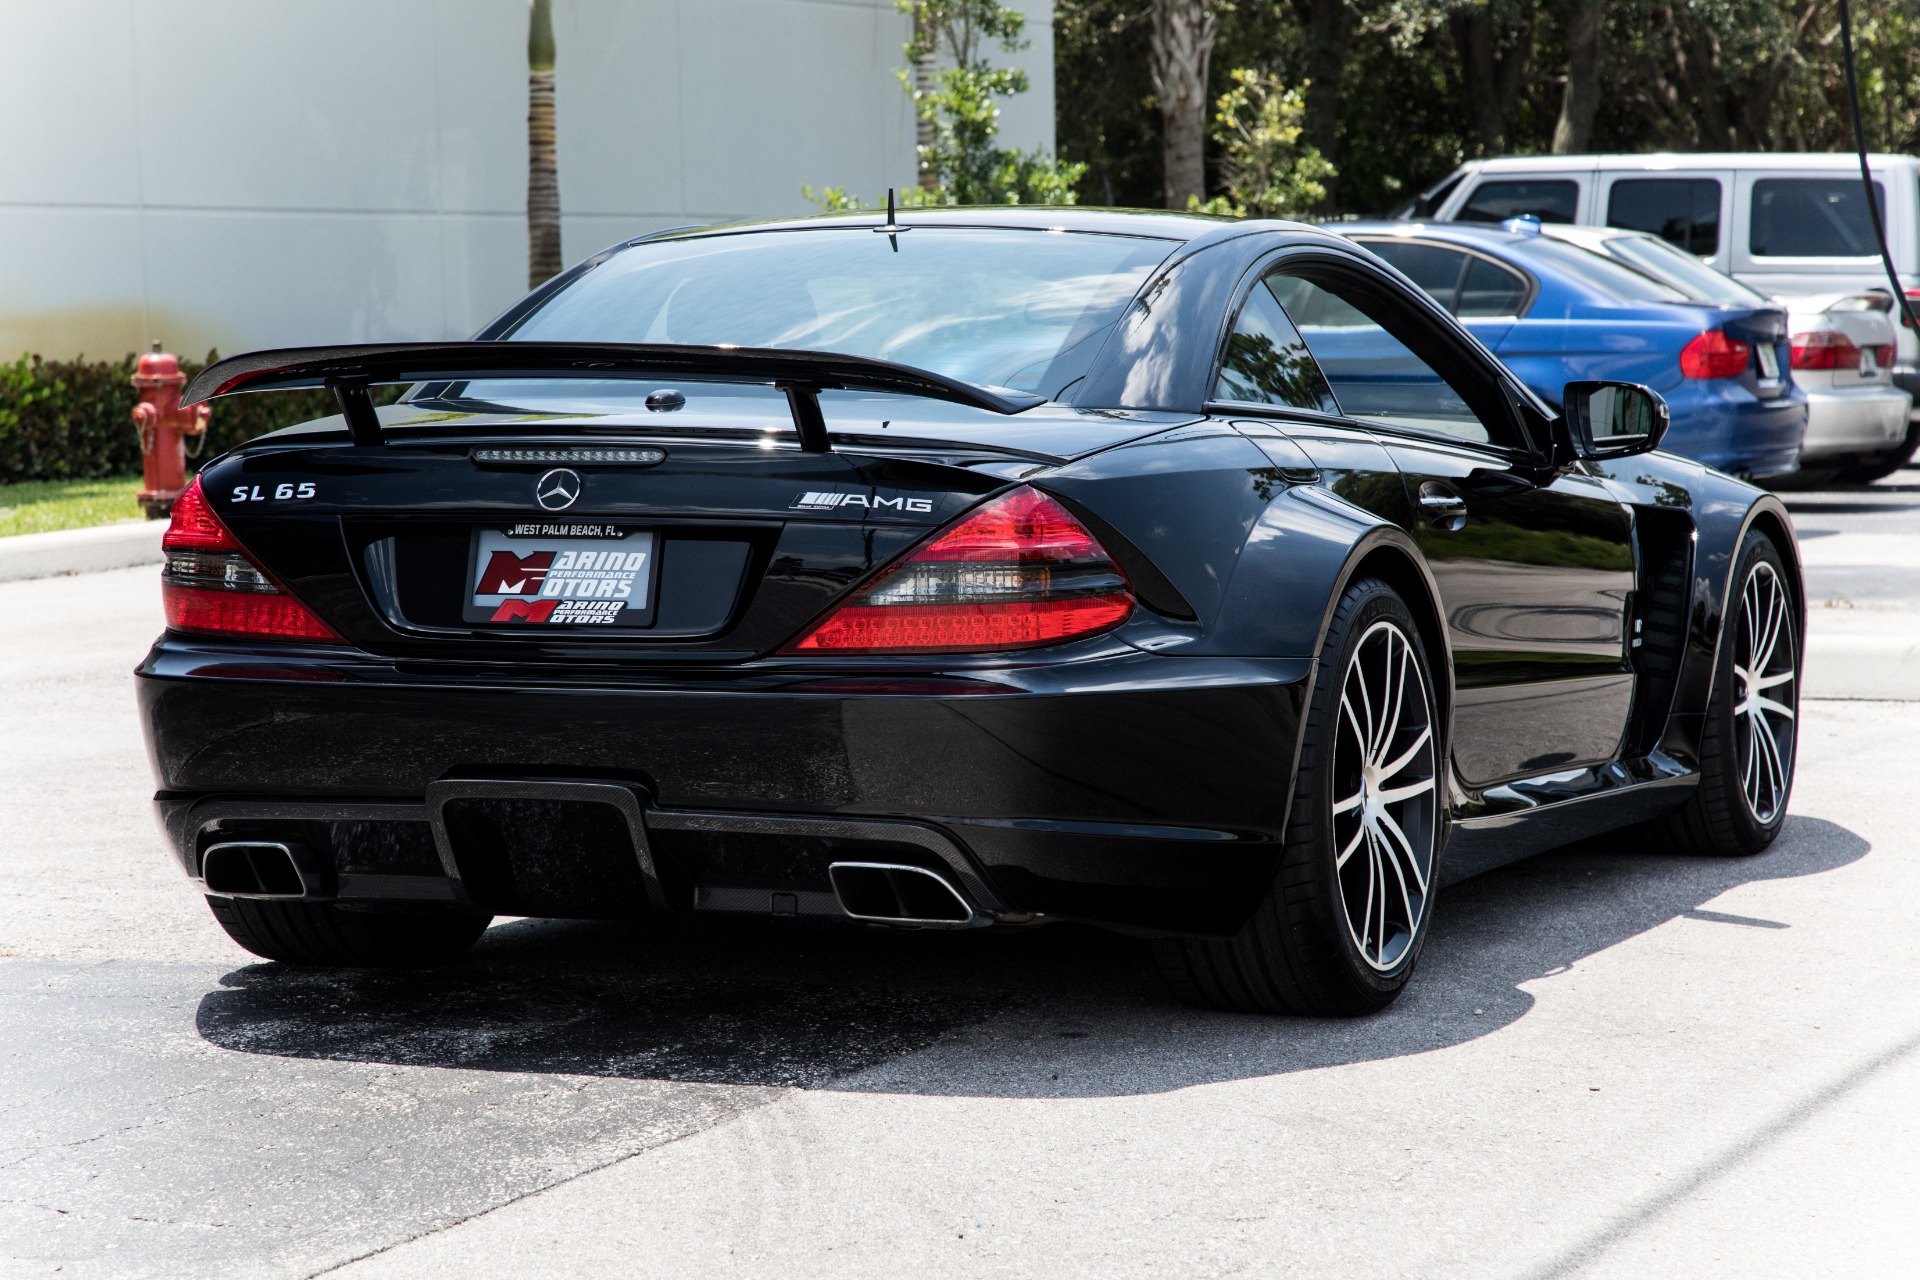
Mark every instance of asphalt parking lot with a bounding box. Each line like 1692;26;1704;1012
4;471;1919;1278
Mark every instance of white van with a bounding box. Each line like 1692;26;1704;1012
1409;152;1920;427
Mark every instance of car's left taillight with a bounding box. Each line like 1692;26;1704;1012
1679;329;1752;379
780;486;1134;654
161;477;342;642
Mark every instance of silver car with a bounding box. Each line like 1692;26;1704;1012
1781;292;1913;482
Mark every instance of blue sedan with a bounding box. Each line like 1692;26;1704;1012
1336;221;1808;478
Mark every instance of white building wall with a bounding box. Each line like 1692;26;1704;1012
0;0;1055;363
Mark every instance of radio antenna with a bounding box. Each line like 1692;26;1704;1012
873;185;907;252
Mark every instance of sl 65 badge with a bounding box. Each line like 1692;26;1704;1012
231;483;317;502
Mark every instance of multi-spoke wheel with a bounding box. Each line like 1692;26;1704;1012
1155;577;1442;1015
1733;559;1797;825
1648;530;1801;856
1331;620;1437;972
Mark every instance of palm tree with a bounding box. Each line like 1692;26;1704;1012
527;0;561;288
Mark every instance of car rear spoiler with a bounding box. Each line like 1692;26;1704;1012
179;341;1047;453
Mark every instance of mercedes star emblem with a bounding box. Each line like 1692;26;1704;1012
535;468;582;511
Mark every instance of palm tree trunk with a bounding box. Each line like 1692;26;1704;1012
1150;0;1217;210
527;0;561;289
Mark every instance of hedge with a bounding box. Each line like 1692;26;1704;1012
0;352;345;485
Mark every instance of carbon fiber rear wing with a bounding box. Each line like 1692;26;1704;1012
180;341;1046;453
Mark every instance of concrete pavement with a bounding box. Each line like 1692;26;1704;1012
2;475;1918;1278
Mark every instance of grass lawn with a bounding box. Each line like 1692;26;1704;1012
0;476;149;537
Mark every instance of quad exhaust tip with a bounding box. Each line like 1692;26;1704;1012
201;841;308;898
828;862;982;927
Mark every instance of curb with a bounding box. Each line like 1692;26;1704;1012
0;521;166;584
1803;633;1920;701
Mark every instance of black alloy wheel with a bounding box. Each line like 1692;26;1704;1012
1647;530;1801;856
1156;578;1441;1015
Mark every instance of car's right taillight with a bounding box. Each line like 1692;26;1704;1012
1790;329;1863;370
161;477;342;641
780;486;1133;654
1679;329;1752;379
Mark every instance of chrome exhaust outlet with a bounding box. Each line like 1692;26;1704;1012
828;862;987;928
201;841;311;899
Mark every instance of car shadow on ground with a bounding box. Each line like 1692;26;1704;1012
195;815;1867;1096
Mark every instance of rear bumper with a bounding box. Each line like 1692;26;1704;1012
137;640;1310;936
1659;384;1806;480
1800;386;1914;460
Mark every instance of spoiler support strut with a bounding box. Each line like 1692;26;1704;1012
327;378;383;447
776;382;831;453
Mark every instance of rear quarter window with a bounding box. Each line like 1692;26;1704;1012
1749;177;1885;257
1457;180;1579;224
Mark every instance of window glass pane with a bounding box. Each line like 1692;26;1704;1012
511;227;1175;399
1363;241;1469;310
1266;276;1491;444
1749;178;1885;257
1214;280;1341;413
1457;180;1579;224
1606;178;1721;255
1504;236;1690;303
1456;257;1531;316
1600;235;1767;305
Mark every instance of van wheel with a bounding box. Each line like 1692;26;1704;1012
207;897;492;967
1155;578;1441;1015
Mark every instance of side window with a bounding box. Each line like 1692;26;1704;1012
1365;241;1470;308
1266;275;1492;445
1362;240;1531;319
1607;178;1721;255
1457;179;1579;224
1456;257;1530;317
1750;178;1885;257
1214;279;1341;413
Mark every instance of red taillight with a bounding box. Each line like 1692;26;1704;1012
1871;343;1896;366
1790;330;1862;370
161;477;341;642
781;487;1134;654
1679;329;1752;379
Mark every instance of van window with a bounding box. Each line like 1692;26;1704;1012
1458;180;1579;224
1607;178;1721;255
1750;178;1885;257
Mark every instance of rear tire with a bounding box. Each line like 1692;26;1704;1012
1644;530;1800;856
1830;425;1920;485
207;897;491;967
1156;578;1442;1016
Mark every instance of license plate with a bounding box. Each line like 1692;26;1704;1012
1756;343;1780;380
465;523;655;627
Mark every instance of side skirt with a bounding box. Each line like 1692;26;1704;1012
1439;752;1697;886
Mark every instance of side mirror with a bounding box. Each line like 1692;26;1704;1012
1560;380;1669;461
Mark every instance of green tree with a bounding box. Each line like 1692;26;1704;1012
1189;68;1336;217
808;0;1085;209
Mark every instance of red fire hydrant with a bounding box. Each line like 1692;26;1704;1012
131;345;209;519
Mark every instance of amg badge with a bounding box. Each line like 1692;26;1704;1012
791;490;934;513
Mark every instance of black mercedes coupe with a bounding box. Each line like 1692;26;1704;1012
139;208;1805;1015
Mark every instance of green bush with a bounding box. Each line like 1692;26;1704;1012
0;351;345;485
